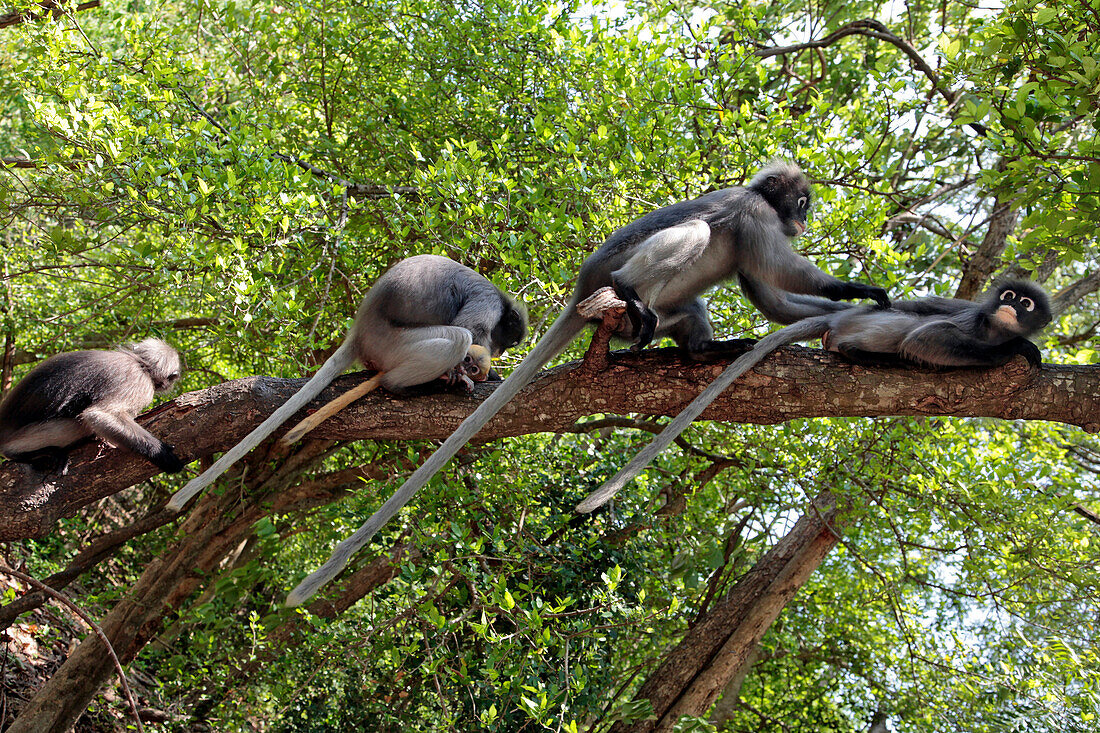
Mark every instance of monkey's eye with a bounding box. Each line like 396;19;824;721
797;196;808;210
1020;297;1035;312
1000;290;1016;301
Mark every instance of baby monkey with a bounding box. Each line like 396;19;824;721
0;338;185;474
575;279;1053;513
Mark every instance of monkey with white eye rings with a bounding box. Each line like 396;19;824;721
0;338;185;475
167;254;527;513
284;161;891;607
574;278;1053;513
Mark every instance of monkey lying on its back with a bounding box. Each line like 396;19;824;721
0;338;185;474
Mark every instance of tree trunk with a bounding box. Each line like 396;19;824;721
5;440;343;732
6;490;254;732
610;491;848;733
956;193;1018;300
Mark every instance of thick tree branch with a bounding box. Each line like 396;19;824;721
1;346;1096;541
608;490;848;732
0;0;99;29
0;504;176;629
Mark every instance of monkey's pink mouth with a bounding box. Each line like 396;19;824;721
993;305;1019;329
792;220;806;236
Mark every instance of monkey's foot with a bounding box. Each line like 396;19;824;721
628;309;659;351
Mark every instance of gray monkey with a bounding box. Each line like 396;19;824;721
0;338;185;474
167;254;527;512
284;161;890;606
574;278;1052;512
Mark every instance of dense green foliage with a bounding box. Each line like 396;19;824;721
1;0;1098;730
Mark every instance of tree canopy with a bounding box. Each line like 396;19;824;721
0;1;1098;731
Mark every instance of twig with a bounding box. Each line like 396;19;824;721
756;19;987;136
0;567;145;732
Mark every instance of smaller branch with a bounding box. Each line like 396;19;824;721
569;416;748;467
575;287;627;374
1053;269;1100;315
1073;504;1100;526
0;506;178;629
956;198;1019;300
883;212;961;242
175;88;418;200
0;566;143;733
756;19;987;136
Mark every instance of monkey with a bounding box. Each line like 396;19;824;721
0;338;185;474
278;343;493;445
166;254;527;513
283;161;890;607
573;279;1052;513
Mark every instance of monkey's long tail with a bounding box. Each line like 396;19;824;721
285;307;587;607
574;316;831;514
280;372;385;445
167;341;358;512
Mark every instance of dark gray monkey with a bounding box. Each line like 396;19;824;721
167;254;527;512
0;338;185;474
285;161;890;606
575;278;1052;512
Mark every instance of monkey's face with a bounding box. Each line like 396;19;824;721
991;283;1052;335
491;303;528;356
756;172;812;238
463;345;493;382
154;370;182;392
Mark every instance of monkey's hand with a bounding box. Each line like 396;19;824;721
1013;338;1043;368
154;443;187;474
850;283;891;309
828;282;891;309
443;365;477;393
867;286;891;310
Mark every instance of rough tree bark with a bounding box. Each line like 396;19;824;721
3;437;360;732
